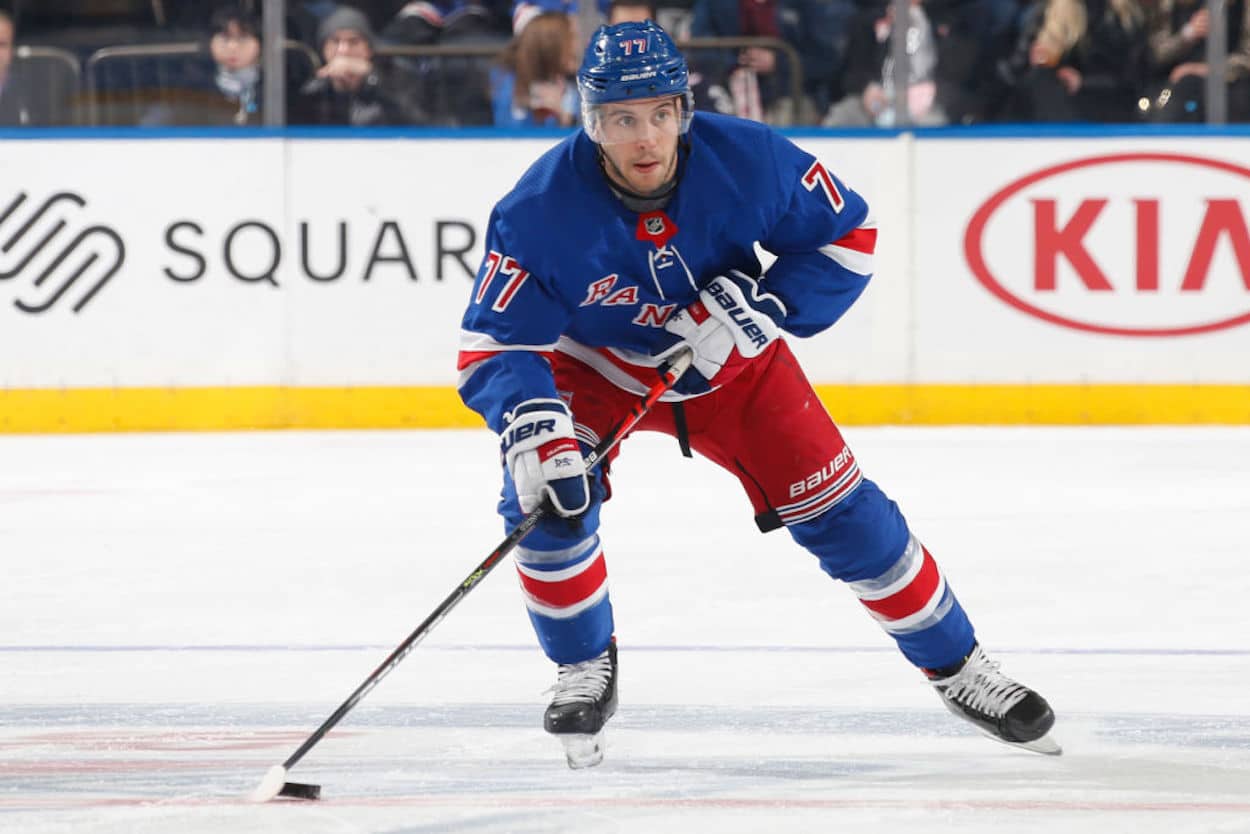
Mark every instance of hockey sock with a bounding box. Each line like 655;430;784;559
515;536;615;665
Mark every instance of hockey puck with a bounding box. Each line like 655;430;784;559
277;781;321;800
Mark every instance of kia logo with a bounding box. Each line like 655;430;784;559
964;153;1250;337
0;191;125;314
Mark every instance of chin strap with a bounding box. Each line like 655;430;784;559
597;136;691;213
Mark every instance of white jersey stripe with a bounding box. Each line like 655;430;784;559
514;548;603;583
459;328;557;353
852;539;926;602
871;578;949;632
819;243;875;276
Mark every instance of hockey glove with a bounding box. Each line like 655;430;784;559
501;398;590;517
663;270;786;394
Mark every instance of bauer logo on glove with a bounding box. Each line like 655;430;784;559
663;270;787;393
704;279;772;349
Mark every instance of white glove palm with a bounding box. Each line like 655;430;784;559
501;399;589;516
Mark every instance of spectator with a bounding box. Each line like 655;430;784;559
287;1;403;45
599;0;658;22
779;0;857;121
689;0;786;123
509;0;577;32
824;0;949;127
381;2;505;125
290;5;416;125
1144;0;1250;122
205;4;264;125
491;3;580;127
998;0;1148;122
916;0;1022;124
133;4;266;127
384;1;480;45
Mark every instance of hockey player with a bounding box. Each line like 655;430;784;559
457;20;1060;768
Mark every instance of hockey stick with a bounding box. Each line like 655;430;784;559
249;347;694;802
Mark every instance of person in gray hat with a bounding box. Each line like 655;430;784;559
291;4;417;125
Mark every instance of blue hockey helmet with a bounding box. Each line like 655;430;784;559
577;20;693;142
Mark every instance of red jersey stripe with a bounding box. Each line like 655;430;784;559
860;548;941;621
834;226;878;254
517;552;607;609
457;349;555;371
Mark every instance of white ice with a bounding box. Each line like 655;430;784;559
1;426;1248;833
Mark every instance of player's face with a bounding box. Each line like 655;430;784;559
596;96;682;196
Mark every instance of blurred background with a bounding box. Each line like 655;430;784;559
1;0;1246;130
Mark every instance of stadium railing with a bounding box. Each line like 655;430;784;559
374;35;805;127
83;39;320;127
11;45;81;126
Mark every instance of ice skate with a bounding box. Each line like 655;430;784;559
927;643;1061;755
544;640;618;769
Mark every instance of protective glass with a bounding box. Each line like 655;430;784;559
584;96;692;146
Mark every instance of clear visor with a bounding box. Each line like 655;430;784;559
583;95;692;146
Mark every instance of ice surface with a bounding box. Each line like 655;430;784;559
1;427;1248;833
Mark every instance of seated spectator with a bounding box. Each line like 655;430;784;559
386;1;478;45
491;2;580;127
290;5;417;125
600;0;659;23
889;0;1017;124
689;0;786;123
380;2;506;125
779;0;857;122
1143;0;1250;122
203;4;264;125
824;0;949;127
998;0;1148;122
136;4;265;127
0;9;66;126
287;1;404;45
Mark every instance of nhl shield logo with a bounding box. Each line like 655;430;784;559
635;210;678;248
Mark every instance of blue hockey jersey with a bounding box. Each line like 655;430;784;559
458;111;877;433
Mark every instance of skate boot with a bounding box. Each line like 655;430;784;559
926;642;1062;755
544;639;618;769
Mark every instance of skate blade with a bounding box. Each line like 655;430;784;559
978;726;1063;756
558;731;606;769
1013;732;1062;756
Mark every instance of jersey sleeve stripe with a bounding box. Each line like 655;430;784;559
834;225;878;254
459;328;558;353
457;349;555;372
818;243;874;276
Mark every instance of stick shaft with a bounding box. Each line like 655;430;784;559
280;350;692;771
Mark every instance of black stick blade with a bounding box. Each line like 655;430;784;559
277;782;321;800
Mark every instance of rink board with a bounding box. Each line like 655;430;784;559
0;129;1247;429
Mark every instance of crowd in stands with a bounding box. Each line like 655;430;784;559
0;0;1246;128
